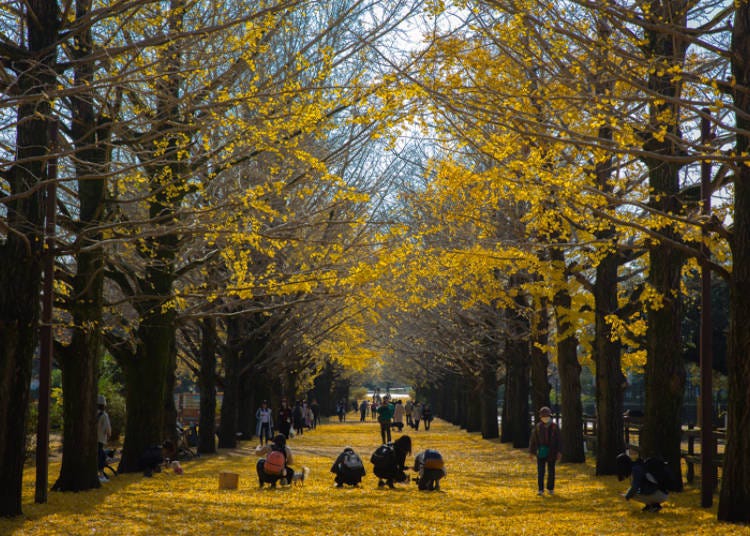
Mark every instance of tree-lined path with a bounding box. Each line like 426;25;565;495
5;0;750;526
1;416;743;535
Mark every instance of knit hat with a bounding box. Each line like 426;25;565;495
539;406;551;416
97;395;107;406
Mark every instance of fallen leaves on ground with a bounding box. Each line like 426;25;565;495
2;416;747;535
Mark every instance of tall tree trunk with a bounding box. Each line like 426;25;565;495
529;300;550;416
163;349;178;443
0;0;58;516
641;188;686;490
311;361;334;416
218;316;241;448
198;318;217;454
590;19;624;474
460;382;470;431
464;384;482;433
53;108;110;491
118;314;175;472
117;0;186;471
552;283;585;463
639;0;688;490
53;202;107;486
718;1;750;521
480;349;500;439
593;250;626;475
503;294;530;449
545;253;585;464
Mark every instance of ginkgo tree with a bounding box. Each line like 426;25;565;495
1;0;422;510
395;0;749;521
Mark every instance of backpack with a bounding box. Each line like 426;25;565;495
643;457;674;493
342;451;364;472
370;444;395;468
264;450;286;475
422;449;444;470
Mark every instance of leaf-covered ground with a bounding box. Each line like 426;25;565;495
3;417;748;535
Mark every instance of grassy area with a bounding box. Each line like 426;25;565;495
2;416;747;535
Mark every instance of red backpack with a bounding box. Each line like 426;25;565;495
264;450;286;475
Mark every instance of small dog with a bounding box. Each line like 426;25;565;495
290;466;310;487
254;444;271;457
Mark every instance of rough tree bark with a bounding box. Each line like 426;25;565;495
218;315;241;448
0;0;59;516
593;249;626;474
552;282;586;464
501;289;531;448
639;0;688;490
198;317;217;454
529;300;550;417
718;0;750;522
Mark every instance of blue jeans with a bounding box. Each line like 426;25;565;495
258;423;271;444
537;457;556;491
98;442;106;471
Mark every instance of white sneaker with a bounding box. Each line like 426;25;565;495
548;490;554;495
99;475;109;482
537;490;544;496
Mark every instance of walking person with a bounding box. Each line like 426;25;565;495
359;399;369;422
405;399;414;428
529;406;562;496
310;398;320;429
292;400;305;437
422;403;433;430
377;398;394;444
255;400;273;445
96;395;112;482
304;402;314;429
392;399;405;432
278;397;292;439
411;401;422;431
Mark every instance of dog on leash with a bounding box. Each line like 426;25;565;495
290;466;310;487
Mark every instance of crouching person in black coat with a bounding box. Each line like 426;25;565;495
371;435;412;489
413;449;446;490
616;453;670;512
331;447;366;487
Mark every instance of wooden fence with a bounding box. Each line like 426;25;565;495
581;416;725;484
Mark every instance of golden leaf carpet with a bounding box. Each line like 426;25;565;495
2;416;747;535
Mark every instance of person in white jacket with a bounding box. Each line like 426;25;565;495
392;400;406;432
97;395;112;482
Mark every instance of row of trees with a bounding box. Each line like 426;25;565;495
1;0;421;517
358;0;750;524
3;0;750;526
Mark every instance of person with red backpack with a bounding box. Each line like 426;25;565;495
529;406;562;496
257;434;295;488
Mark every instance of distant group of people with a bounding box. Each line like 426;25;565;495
255;397;320;446
357;394;435;445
